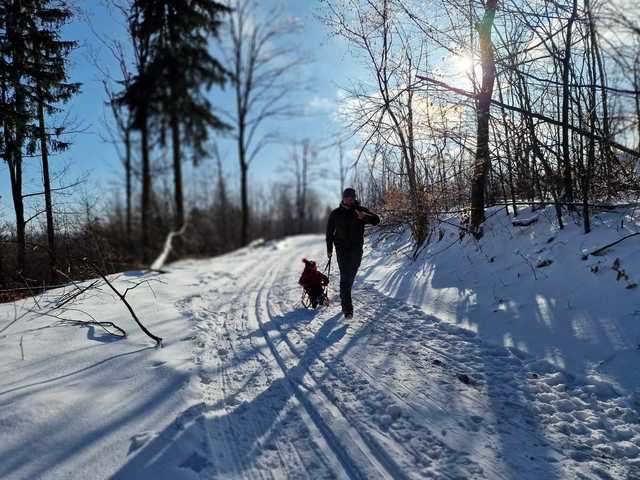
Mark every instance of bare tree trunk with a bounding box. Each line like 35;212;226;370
140;113;151;263
375;0;424;242
338;141;346;194
576;88;591;233
171;109;184;232
124;128;133;250
496;74;518;216
586;16;599;234
37;94;56;281
234;12;249;247
7;3;26;274
214;151;230;247
8;154;25;274
297;141;309;234
1;75;19;278
470;0;498;235
515;72;564;228
239;135;249;246
635;54;640;150
561;0;578;206
586;0;614;191
225;0;302;246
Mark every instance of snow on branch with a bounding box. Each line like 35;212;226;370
151;222;188;271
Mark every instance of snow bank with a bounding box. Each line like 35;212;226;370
361;205;640;394
0;266;202;480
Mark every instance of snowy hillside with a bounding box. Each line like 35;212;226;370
1;219;640;479
362;206;640;395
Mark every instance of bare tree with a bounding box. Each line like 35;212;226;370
220;0;304;246
280;139;324;234
469;0;498;235
97;32;136;251
322;0;433;244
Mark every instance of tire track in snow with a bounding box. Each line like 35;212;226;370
186;236;639;479
252;243;484;479
182;267;257;478
185;257;341;479
263;249;488;479
239;252;353;480
249;255;404;479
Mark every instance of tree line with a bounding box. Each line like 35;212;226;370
322;0;640;244
0;0;325;295
9;0;623;292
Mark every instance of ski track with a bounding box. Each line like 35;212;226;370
176;236;640;479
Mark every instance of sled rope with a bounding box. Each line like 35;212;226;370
323;257;332;298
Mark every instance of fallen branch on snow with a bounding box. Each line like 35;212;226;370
583;232;640;258
84;259;163;346
512;215;538;227
58;319;126;338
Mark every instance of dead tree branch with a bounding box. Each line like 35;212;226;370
84;259;163;346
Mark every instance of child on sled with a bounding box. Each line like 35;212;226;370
299;258;330;308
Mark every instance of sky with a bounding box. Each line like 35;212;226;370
0;0;368;225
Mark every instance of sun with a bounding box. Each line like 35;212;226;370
444;52;482;90
449;53;476;78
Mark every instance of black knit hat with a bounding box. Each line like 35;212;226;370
342;187;356;199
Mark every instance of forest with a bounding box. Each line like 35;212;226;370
1;0;639;289
3;2;640;479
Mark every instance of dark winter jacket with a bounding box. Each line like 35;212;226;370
326;202;380;253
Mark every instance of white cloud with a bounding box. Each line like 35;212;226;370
305;96;336;113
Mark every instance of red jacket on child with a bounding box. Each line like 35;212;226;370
299;259;329;290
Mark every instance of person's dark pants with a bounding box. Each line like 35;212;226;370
336;247;363;315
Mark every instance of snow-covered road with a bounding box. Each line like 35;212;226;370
2;234;640;479
117;235;640;479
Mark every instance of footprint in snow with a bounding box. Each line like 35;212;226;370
128;432;153;454
179;451;213;473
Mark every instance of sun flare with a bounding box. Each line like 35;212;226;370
449;53;476;78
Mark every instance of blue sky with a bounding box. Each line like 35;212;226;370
0;0;366;224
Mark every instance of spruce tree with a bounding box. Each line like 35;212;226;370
117;1;157;263
132;0;230;232
27;1;80;281
1;0;78;277
1;0;32;274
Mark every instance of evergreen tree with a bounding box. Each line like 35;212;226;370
1;0;33;274
119;0;230;261
0;0;79;277
27;1;80;280
117;0;157;263
153;0;231;232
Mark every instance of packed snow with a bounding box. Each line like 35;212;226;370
2;207;640;479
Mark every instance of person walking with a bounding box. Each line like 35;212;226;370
326;188;380;318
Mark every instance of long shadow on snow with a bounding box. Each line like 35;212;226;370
0;347;187;480
112;312;346;479
359;216;627;389
243;304;319;341
297;264;565;479
208;306;326;377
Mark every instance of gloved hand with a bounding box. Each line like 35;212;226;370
327;248;333;259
